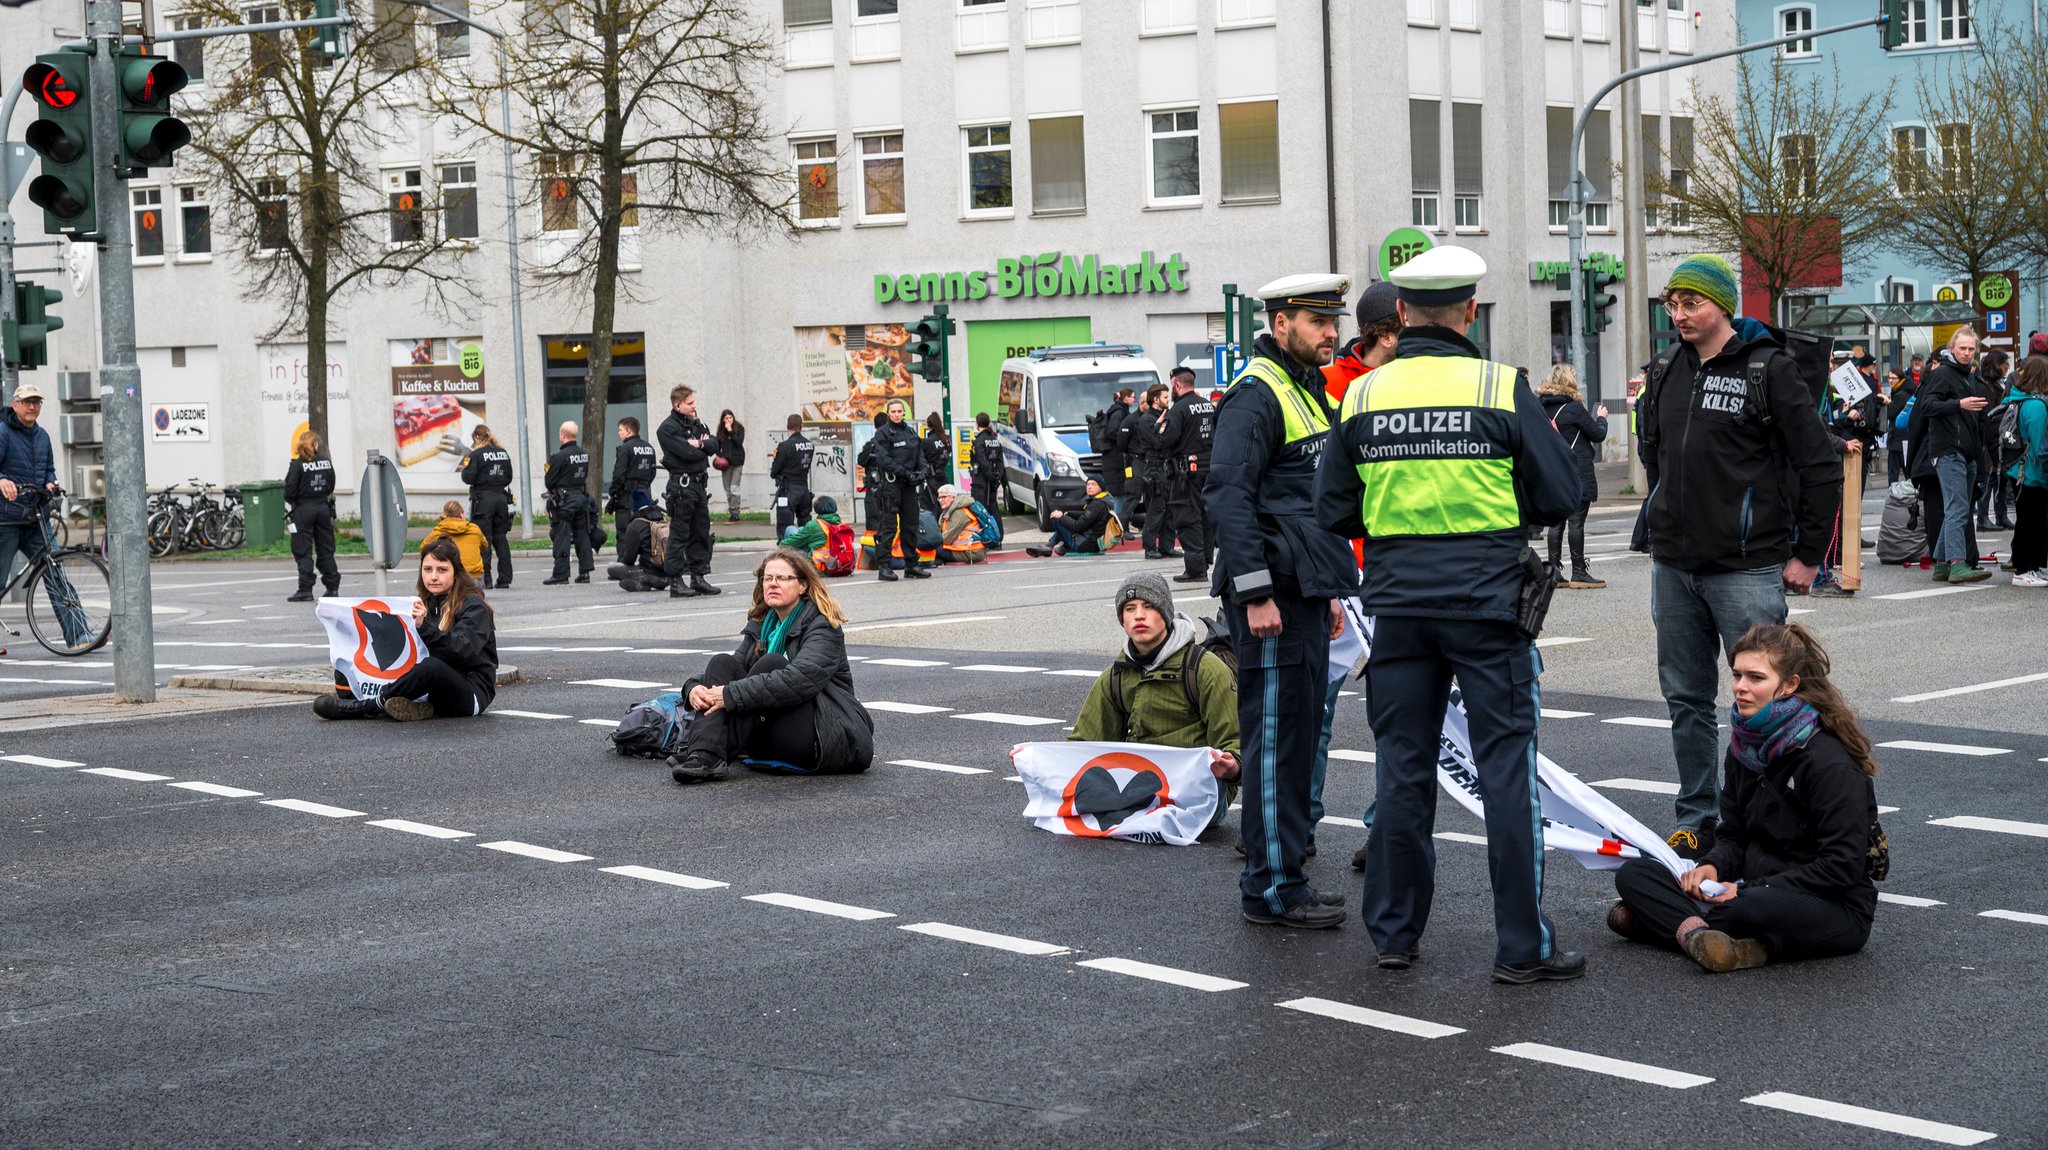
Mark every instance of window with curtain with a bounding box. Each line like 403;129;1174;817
1583;109;1612;228
1029;117;1086;213
859;133;906;219
794;139;839;222
1451;102;1481;229
1148;109;1200;203
1893;125;1929;195
1410;99;1440;228
1545;107;1572;227
784;0;832;26
440;163;478;240
1220;101;1278;202
1668;115;1692;227
369;0;419;71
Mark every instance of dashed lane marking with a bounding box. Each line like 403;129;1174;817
953;712;1065;727
261;798;365;818
170;781;264;798
1590;778;1681;795
1742;1092;1996;1146
2;754;84;768
80;767;172;781
745;892;895;920
1275;997;1465;1039
631;648;714;655
867;701;952;714
843;614;1006;633
1541;708;1594;719
368;818;474;840
601;865;728;890
1602;716;1673;729
571;678;673;690
1435;831;1490;846
1319;816;1369;829
1533;636;1591;648
480;841;593;862
1043;669;1102;677
1979;909;2048;927
889;759;993;775
1873;586;1985;600
1892;670;2048;703
1878;893;1945;908
899;921;1071;956
955;664;1049;673
1076;957;1247;992
865;658;949;667
578;719;618;727
491;709;573;720
1880;805;1900;814
1491;1043;1712;1089
1327;750;1375;762
1879;740;2010;757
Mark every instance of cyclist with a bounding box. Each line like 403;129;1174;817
284;429;341;603
0;381;60;588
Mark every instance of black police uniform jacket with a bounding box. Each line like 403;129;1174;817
1206;334;1358;602
658;412;712;482
867;421;924;483
609;434;657;499
771;431;814;490
283;452;337;507
419;591;500;705
682;605;875;774
544;441;590;499
461;445;513;492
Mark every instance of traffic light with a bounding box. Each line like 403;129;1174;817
114;49;190;175
21;50;101;239
312;0;347;60
1237;294;1265;346
1879;0;1907;50
1584;266;1620;335
907;313;946;383
4;281;67;371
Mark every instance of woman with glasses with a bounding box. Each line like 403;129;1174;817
668;547;874;782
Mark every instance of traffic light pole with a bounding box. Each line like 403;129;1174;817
1563;12;1883;387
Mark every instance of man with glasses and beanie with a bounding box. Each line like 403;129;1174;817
1636;253;1840;860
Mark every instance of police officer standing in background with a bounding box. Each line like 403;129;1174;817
658;384;721;598
770;413;815;539
867;398;928;581
608;417;658;515
1315;246;1585;984
1134;382;1179;560
283;428;340;602
970;412;1007;548
460;426;515;589
542;421;595;585
1209;274;1361;930
1161;365;1216;584
1099;386;1135;519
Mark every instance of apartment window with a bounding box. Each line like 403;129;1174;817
1451;102;1482;230
1779;5;1814;56
1668;115;1692;227
959;0;1008;52
1581;0;1608;42
1936;122;1970;185
434;0;471;57
1781;132;1818;199
169;14;206;82
440;163;478;240
859;133;905;220
854;0;902;59
370;0;420;71
1408;0;1436;25
1545;107;1571;227
784;0;833;66
538;155;579;232
859;0;898;11
133;187;165;260
1218;0;1275;27
963;123;1012;214
1027;0;1080;43
784;0;832;25
1666;0;1691;52
387;168;425;244
1449;0;1478;28
1029;116;1086;213
1410;99;1440;229
1544;0;1570;37
178;185;211;256
246;5;284;81
1893;125;1929;195
1584;109;1612;229
620;172;639;228
1641;113;1662;229
1142;0;1196;32
1219;101;1278;203
255;177;291;251
1900;0;1928;45
794;139;839;223
1938;0;1971;43
1147;109;1200;205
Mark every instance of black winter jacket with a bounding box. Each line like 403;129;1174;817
1063;490;1113;545
1539;393;1607;504
715;422;747;468
419;592;498;703
771;431;814;489
1908;352;1985;475
1697;729;1878;925
685;606;874;774
283;451;337;507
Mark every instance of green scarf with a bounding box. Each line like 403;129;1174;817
760;599;809;656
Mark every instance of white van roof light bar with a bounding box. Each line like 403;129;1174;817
1028;343;1145;362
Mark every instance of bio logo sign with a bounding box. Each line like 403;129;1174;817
1979;273;2014;310
873;251;1190;305
1377;227;1433;281
458;343;485;378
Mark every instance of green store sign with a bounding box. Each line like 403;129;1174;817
874;251;1191;305
1529;252;1626;284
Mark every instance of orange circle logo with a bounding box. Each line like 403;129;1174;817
397;193;415;211
140;210;158;231
806;166;829;190
548;178;571;201
1057;751;1172;836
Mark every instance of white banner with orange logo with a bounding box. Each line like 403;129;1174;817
316;597;427;701
1014;741;1219;846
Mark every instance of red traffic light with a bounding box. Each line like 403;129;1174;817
118;54;189;105
24;62;80;109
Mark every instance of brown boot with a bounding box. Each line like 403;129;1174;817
1682;927;1769;973
1568;567;1606;589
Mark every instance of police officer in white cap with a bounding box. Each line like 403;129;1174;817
1315;246;1584;982
1209;273;1361;930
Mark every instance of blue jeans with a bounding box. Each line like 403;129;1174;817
0;519;88;645
1934;453;1974;563
1650;561;1787;831
1048;520;1098;553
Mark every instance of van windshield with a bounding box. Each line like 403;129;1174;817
1036;370;1159;429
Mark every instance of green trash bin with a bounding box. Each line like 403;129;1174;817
238;479;287;548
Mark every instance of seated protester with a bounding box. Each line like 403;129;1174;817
611;505;670;592
1025;477;1114;557
782;494;840;552
668;547;874;783
314;538;498;722
934;484;987;563
421;500;487;580
1066;573;1241;834
1611;622;1879;972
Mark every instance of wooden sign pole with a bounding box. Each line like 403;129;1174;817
1840;452;1863;590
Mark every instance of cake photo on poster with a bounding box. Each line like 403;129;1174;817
389;337;488;479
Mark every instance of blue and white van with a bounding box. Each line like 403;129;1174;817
994;344;1162;529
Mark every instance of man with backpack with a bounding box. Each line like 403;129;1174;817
1636;253;1841;860
969;412;1007;550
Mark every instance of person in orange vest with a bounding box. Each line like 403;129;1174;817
934;485;988;563
1321;281;1402;406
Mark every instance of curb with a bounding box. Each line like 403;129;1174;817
166;665;523;696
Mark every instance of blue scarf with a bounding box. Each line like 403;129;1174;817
760;600;809;656
1727;695;1821;774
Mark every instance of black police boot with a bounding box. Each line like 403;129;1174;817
670;581;699;598
903;565;931;579
1160;548;1183;559
312;694;380;720
323;582;341;597
287;588;315;603
1243;900;1346;929
574;573;591;584
1492;950;1587;984
1171;570;1207;584
1143;549;1163;559
877;567;899;581
690;575;721;595
542;575;569;586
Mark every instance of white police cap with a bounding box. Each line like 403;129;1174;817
1256;273;1352;316
1386;245;1488;306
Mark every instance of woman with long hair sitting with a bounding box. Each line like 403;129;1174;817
314;537;499;721
668;547;874;782
1610;622;1879;972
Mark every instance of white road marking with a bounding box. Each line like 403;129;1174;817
368;818;474;840
1979;909;2048;926
889;759;992;775
1892;670;2048;703
1327;749;1375;762
898;921;1070;956
262;798;365;818
601;865;728;890
2;754;84;768
497;645;565;652
1534;636;1591;648
1603;716;1674;729
1880;805;1900;814
571;678;673;690
864;658;950;667
1015;576;1128;590
953;712;1065;726
1043;669;1102;677
1076;957;1247;991
1587;553;1646;563
745;892;895;920
1786;608;1816;616
631;648;714;655
1319;816;1369;829
1590;778;1681;795
1874;585;1985;600
170;781;264;798
1878;893;1945;908
491;709;573;720
80;767;172;781
1541;708;1594;719
844;614;1006;633
866;701;952;714
1880;740;2010;757
578;719;618;727
1491;1043;1712;1089
1435;831;1490;846
1275;997;1465;1039
955;664;1048;673
480;841;592;862
1742;1091;1995;1146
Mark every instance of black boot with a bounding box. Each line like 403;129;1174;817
669;752;729;784
313;694;380;720
669;581;699;598
287;588;314;603
691;575;721;595
877;567;900;580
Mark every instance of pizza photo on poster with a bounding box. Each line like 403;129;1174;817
792;324;919;423
389;337;489;480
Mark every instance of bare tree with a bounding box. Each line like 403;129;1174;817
1649;56;1895;321
440;0;793;496
1977;22;2048;277
179;0;474;445
1885;49;2030;292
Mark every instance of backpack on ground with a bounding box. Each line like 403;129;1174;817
815;521;857;575
1087;407;1113;453
611;691;693;759
1875;485;1927;565
1108;616;1238;719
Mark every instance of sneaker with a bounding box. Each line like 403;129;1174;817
1665;823;1717;860
381;696;435;722
1809;581;1853;598
2014;570;2048;588
1931;562;1951;582
1376;948;1420;970
670;755;729;784
1492;950;1587;984
311;695;378;720
1948;565;1993;584
1681;928;1769;973
1242;901;1346;929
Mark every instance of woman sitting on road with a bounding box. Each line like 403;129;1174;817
934;484;987;563
314;538;499;722
1610;622;1879;972
668;547;874;783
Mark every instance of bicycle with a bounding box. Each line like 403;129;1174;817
1;487;113;656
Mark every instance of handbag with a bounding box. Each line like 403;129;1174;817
712;455;731;471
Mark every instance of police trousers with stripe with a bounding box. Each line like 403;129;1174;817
1362;616;1555;965
1229;590;1331;916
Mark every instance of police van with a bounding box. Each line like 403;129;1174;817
994;344;1162;529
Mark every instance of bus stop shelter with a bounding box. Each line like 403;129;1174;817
1790;300;1983;369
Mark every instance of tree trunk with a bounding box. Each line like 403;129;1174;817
304;59;331;450
582;30;625;503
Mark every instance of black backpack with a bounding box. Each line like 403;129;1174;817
1086;407;1113;453
610;691;694;759
1995;396;2044;472
1108;617;1238;719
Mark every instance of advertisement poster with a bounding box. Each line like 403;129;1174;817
261;343;354;484
792;323;920;423
389;337;489;483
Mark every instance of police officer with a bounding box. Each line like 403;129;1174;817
460;425;515;589
866;398;928;581
283;428;340;602
608;416;658;515
542;421;594;585
1134;381;1179;559
1208;273;1361;929
1315;246;1585;983
658;384;721;598
770;413;815;539
969;412;1007;549
1161;364;1216;583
